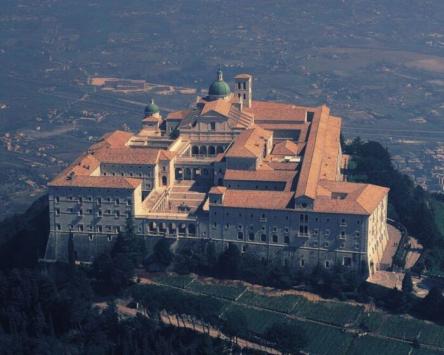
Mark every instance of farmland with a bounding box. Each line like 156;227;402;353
136;273;444;355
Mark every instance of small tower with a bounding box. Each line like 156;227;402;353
141;98;162;136
234;74;252;108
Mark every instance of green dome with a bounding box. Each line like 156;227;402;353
208;69;231;98
144;99;160;116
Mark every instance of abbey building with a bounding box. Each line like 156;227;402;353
44;70;390;276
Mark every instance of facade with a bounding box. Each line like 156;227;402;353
44;70;390;276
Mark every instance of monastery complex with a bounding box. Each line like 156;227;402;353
44;70;391;276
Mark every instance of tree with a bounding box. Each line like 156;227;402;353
402;271;413;295
418;287;444;322
217;243;241;279
145;239;174;272
265;322;307;354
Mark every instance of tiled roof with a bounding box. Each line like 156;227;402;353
225;126;272;158
245;100;311;122
93;147;160;165
295;106;329;200
201;100;232;116
272;140;299;155
209;186;227;194
319;116;342;181
314;180;389;215
221;189;294;210
158;150;175;161
166;109;192;120
224;169;296;190
49;175;141;189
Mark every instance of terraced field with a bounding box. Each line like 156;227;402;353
142;273;444;355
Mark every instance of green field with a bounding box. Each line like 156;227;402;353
222;304;286;335
292;297;364;326
238;291;298;313
186;279;246;300
347;335;412;355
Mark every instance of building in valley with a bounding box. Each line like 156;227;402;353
44;69;390;277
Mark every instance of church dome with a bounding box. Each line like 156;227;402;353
208;69;231;98
144;99;160;116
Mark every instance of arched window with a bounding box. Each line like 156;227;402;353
216;146;224;154
208;146;216;155
199;146;207;155
188;224;196;235
161;176;167;186
191;146;199;155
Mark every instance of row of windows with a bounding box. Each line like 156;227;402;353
54;197;132;205
237;231;290;244
103;171;152;178
56;208;131;218
55;224;120;233
217;223;361;239
214;211;362;226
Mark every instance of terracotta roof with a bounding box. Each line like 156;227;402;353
319;116;342;181
272;140;299;155
221;189;294;210
245;100;313;123
93;147;160;165
264;161;299;171
295;106;329;200
166;109;192;120
224;169;296;190
225;126;272;158
209;186;227;194
158;150;175;161
314;180;389;215
201;100;232;116
49;175;141;189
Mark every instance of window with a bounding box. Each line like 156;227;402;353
78;225;84;232
300;259;305;267
325;229;330;236
79;197;83;203
325;260;331;268
97;198;101;205
343;257;352;267
97;210;102;217
126;211;131;218
55;196;60;203
107;235;112;242
210;122;216;130
272;235;278;243
56;224;61;231
273;226;277;232
261;234;267;242
355;231;360;237
87;209;92;214
340;231;346;239
238;224;242;230
237;232;244;240
340;242;345;249
55;208;60;216
78;209;83;216
114;226;120;233
97;225;102;233
88;234;94;241
284;227;289;233
115;210;120;218
87;225;93;232
323;242;329;248
225;224;229;230
284;236;289;244
115;198;120;205
248;232;255;241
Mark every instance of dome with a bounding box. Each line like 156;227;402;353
208;69;231;98
144;99;160;116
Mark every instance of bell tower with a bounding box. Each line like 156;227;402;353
234;74;252;108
